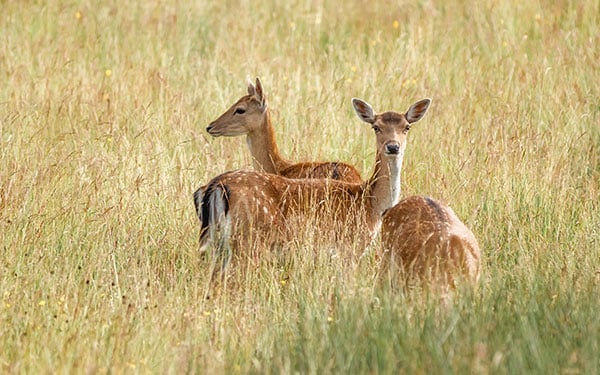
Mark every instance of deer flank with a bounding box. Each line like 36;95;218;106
380;195;481;291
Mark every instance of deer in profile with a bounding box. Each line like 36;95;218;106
206;77;362;182
380;195;481;291
194;98;431;271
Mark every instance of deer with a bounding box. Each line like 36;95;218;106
194;97;432;272
205;77;362;182
379;195;481;292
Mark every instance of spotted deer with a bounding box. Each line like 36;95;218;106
194;98;431;271
380;195;481;291
206;77;362;182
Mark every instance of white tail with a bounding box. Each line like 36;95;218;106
206;77;362;182
194;98;431;270
380;196;481;291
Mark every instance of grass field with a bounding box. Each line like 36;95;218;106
1;0;599;373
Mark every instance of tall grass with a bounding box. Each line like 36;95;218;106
1;0;599;373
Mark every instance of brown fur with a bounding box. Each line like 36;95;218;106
196;98;432;270
380;195;481;291
206;77;362;182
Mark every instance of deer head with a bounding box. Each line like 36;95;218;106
352;97;431;160
206;77;268;137
352;97;431;209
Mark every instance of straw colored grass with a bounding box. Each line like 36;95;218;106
1;0;599;373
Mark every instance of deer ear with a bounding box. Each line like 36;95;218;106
254;77;267;109
247;79;256;96
352;98;375;124
405;99;431;124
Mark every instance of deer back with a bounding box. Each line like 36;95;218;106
380;195;481;289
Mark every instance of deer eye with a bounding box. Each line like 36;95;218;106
372;125;381;134
234;107;246;115
403;125;411;133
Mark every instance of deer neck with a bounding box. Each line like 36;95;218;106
364;150;404;228
245;111;289;174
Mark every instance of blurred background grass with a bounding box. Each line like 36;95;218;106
1;0;599;373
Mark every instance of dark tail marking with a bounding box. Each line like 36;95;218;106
424;196;451;243
195;180;230;244
193;185;205;223
330;162;341;180
424;196;447;222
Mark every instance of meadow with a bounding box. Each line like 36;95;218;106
1;0;599;373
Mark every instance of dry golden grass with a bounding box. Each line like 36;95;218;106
1;0;599;373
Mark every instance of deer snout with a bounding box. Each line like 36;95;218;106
206;122;216;134
385;143;401;155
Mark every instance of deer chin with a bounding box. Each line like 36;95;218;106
383;149;404;159
208;128;248;137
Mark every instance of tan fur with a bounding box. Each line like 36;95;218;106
206;77;362;182
380;196;481;290
196;98;432;268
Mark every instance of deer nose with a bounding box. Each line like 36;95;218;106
206;123;214;133
385;143;400;155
